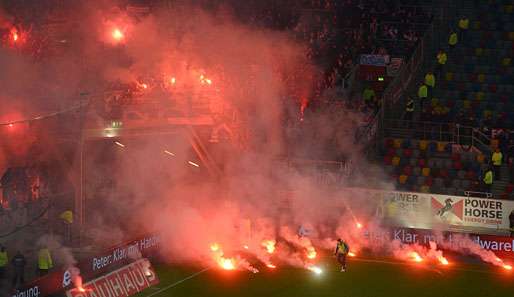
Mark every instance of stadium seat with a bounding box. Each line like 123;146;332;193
418;159;426;167
393;138;402;149
419;140;428;151
451;153;461;161
420;185;430;193
392;156;401;166
436;142;446;152
422;167;431;177
402;165;413;176
398;175;408;184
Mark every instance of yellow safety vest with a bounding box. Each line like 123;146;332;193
458;18;469;30
418;85;428;98
484;171;493;185
0;251;7;267
449;33;458;46
337;242;348;254
437;52;447;65
425;74;435;87
60;210;73;224
492;152;503;166
38;248;53;270
363;89;376;101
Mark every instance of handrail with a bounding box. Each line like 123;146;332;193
382;118;493;154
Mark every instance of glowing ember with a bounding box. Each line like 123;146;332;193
306;247;317;259
356;222;363;229
11;29;18;42
503;264;512;270
112;28;124;41
348;252;356;257
438;256;449;265
261;240;276;254
170;77;176;84
164;150;175;156
210;243;220;252
266;264;276;269
410;252;423;263
306;266;323;274
220;258;235;270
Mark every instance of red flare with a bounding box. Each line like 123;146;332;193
261;240;276;254
112;28;124;41
348;252;356;257
503;264;512;271
356;222;363;229
306;247;317;259
266;264;276;269
410;252;423;263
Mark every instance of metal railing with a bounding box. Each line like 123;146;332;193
382;119;493;153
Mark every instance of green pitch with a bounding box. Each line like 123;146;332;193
135;256;514;297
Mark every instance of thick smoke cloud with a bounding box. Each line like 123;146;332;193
0;1;507;276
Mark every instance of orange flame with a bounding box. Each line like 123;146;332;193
220;258;235;270
210;243;220;252
438;256;449;265
410;252;423;262
261;240;276;254
503;264;512;271
11;29;18;42
112;28;124;41
348;252;356;257
306;247;317;259
266;263;276;269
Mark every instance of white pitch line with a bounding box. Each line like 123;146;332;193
145;267;212;297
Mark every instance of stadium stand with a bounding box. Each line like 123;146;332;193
378;0;514;199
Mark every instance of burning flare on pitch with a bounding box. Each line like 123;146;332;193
438;256;449;265
112;28;124;41
306;247;317;259
210;243;236;270
306;265;323;274
261;240;276;254
410;252;423;263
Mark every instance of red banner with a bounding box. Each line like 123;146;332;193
378;227;514;259
66;258;159;297
13;234;160;297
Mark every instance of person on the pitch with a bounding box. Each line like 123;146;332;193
334;238;349;272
